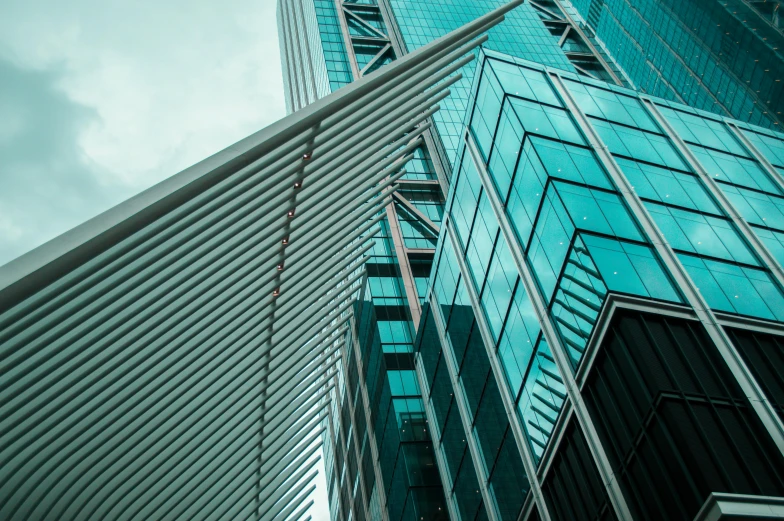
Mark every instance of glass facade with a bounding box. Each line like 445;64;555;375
277;0;352;114
278;1;784;519
568;0;784;129
418;49;784;521
389;0;576;168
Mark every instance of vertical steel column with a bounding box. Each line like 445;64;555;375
548;71;784;458
332;0;362;78
427;287;503;521
437;220;554;521
463;132;630;520
384;202;424;328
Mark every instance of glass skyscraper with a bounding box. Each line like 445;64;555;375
276;0;608;518
423;48;784;521
278;0;784;520
566;0;784;129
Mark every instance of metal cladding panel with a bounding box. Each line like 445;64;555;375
0;2;522;520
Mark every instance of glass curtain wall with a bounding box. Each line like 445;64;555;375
418;48;784;520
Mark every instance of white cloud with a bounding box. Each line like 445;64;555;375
0;0;286;262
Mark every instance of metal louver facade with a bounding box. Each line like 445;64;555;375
0;4;520;519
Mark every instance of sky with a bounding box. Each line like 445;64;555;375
0;0;286;266
0;0;330;518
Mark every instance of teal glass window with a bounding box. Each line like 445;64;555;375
657;106;747;156
679;254;784;321
504;139;548;248
432;233;461;317
508;98;585;146
565;80;658;132
488;101;524;200
742;129;784;168
465;195;499;289
592;118;690;171
530;137;613;190
516;339;565;463
379;319;414;352
582;235;681;302
490;59;561;107
479;235;519;341
554;182;644;242
527;188;576;298
617;157;721;214
720;184;784;231
471;66;504;160
388;370;421;396
755;227;784;267
690;146;781;195
496;280;541;400
527;180;644;300
451;153;484;245
645;202;760;266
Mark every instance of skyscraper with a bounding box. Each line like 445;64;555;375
278;0;784;520
565;0;784;129
276;1;631;517
422;48;784;521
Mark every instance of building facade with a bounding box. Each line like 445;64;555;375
421;49;784;521
276;0;628;519
277;1;784;520
566;0;784;129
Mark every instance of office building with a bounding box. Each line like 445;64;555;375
277;0;784;518
565;0;784;129
420;48;784;521
275;0;630;517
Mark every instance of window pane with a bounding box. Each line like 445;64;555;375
679;254;784;321
645;202;760;266
617;157;721;214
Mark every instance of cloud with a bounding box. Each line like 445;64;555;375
0;58;121;265
0;0;286;266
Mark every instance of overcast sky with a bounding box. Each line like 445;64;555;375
0;0;287;265
0;0;329;518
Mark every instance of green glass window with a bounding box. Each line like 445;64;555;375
617;157;721;214
679;254;784;321
645;202;760;266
